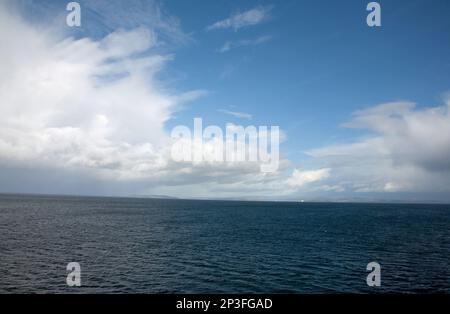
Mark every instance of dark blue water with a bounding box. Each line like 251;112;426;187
0;194;449;293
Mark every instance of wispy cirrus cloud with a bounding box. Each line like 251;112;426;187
217;35;272;53
206;6;272;31
218;109;253;120
82;0;192;44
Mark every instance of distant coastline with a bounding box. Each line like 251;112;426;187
0;192;449;206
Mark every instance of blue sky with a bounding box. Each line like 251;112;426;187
166;0;450;168
19;0;450;142
1;0;450;201
163;0;450;162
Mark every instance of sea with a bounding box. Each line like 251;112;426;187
0;193;449;293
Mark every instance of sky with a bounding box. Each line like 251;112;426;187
1;0;450;202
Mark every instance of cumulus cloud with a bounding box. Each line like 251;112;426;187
0;3;289;198
307;100;450;194
0;3;191;181
206;6;272;31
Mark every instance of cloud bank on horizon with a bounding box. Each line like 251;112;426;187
0;0;450;202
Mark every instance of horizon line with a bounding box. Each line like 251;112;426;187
0;191;449;206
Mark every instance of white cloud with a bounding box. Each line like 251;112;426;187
2;2;450;202
383;182;403;192
99;28;158;58
0;3;289;198
217;35;272;53
79;0;191;44
287;168;331;187
206;6;272;31
0;4;194;181
218;109;253;120
307;100;450;194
